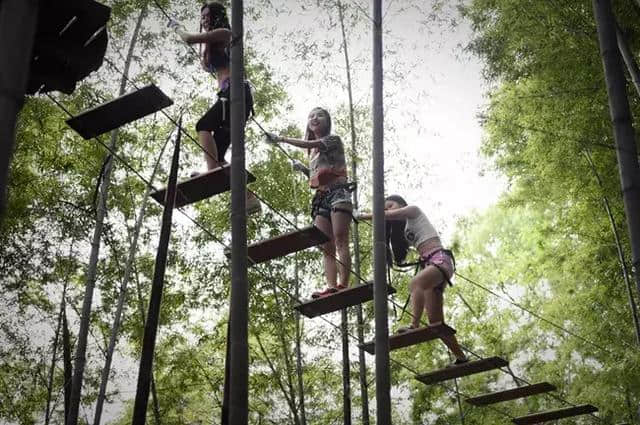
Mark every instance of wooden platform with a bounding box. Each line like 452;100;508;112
150;165;256;208
512;404;598;424
415;356;508;385
294;283;396;318
360;324;456;354
466;382;556;406
67;84;173;139
243;225;330;265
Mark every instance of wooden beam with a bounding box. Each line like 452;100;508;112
294;282;396;318
150;165;256;208
360;324;456;354
466;382;556;406
512;404;598;424
415;356;508;385
66;84;173;139
240;225;330;265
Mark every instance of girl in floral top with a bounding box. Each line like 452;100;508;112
266;108;353;298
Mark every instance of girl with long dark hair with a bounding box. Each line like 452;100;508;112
360;195;468;364
265;107;353;298
173;2;259;213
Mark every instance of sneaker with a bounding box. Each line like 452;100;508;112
447;357;470;368
335;284;349;291
311;287;338;299
396;324;419;334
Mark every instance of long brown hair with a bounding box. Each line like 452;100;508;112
304;107;332;140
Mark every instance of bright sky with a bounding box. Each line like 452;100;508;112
248;0;506;240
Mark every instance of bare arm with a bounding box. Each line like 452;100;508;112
177;28;231;45
359;205;420;221
278;136;325;150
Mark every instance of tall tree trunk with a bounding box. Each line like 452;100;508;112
66;7;147;424
0;0;38;219
293;247;307;425
255;333;299;421
62;304;72;421
131;123;181;425
337;2;370;423
615;22;640;98
134;263;161;424
593;0;640;317
45;279;69;425
268;282;300;425
93;101;170;425
584;150;640;345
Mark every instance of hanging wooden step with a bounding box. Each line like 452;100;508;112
512;404;598;424
294;282;396;318
415;356;508;385
241;225;330;265
466;382;556;406
66;84;173;139
360;324;456;354
150;165;256;208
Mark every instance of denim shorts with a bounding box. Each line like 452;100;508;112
311;186;352;219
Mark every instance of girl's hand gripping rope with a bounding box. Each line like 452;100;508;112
291;160;310;177
264;132;282;144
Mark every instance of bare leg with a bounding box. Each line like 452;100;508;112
198;130;220;169
314;215;337;287
424;287;466;360
410;266;466;360
331;205;352;287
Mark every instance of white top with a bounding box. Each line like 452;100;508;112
404;208;438;248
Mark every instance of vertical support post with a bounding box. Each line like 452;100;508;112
372;0;391;424
593;0;640;307
0;0;38;219
228;0;249;423
131;119;182;425
341;310;352;425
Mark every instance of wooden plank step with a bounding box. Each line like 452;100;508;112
415;356;508;385
512;404;598;424
294;282;396;318
66;84;173;139
150;165;256;208
243;225;330;265
466;382;556;406
360;324;456;354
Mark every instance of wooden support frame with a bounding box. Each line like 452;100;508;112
66;84;173;139
415;356;508;385
466;382;556;406
360;324;456;354
150;164;256;208
512;404;598;424
229;225;330;265
294;282;396;318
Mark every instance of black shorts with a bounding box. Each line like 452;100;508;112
311;186;353;219
195;81;254;160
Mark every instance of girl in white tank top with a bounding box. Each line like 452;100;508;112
359;194;468;365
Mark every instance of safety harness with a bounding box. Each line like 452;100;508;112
394;248;456;322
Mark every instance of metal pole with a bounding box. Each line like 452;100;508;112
0;0;38;220
372;0;391;423
341;310;352;425
228;0;249;423
131;119;182;425
593;0;640;307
